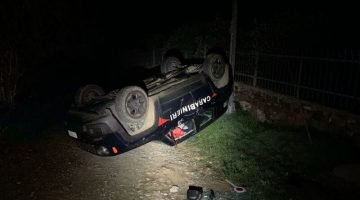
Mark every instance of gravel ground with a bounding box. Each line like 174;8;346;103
0;126;237;200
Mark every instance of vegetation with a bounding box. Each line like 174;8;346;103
163;17;229;58
0;48;22;108
187;105;358;200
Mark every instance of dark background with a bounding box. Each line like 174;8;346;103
1;2;360;200
1;0;359;116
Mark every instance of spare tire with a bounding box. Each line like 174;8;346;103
161;56;181;74
75;84;105;106
202;54;229;88
115;86;148;134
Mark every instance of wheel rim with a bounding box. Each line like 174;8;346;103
125;91;147;119
210;57;225;79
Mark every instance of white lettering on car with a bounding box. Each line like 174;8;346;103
202;97;207;103
171;113;177;120
169;95;211;120
199;99;204;106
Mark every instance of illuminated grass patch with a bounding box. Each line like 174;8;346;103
187;109;358;200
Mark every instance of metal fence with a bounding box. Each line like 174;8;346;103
235;52;360;114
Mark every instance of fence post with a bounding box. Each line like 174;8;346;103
226;0;237;114
252;51;259;87
296;57;303;98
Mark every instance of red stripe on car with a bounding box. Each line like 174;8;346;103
158;117;169;126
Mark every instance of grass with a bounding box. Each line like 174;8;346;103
186;109;358;200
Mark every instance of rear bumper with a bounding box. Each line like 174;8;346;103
65;111;165;156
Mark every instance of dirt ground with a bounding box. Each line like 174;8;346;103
0;126;234;200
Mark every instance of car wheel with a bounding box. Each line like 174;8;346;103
161;56;181;74
115;86;149;133
202;54;229;88
75;84;105;106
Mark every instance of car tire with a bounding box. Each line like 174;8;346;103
161;56;181;74
74;84;105;106
115;86;149;134
202;54;229;88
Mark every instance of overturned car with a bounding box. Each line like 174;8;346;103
65;53;233;156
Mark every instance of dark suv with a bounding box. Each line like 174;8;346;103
65;53;233;156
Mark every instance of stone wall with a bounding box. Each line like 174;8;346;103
233;83;360;138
